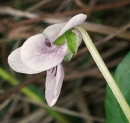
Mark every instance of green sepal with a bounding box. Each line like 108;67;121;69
65;30;78;54
40;29;44;33
64;52;73;61
53;34;66;46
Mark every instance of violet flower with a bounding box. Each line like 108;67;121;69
8;13;87;106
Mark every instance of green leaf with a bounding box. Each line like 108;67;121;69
65;30;78;54
64;52;73;61
105;52;130;123
53;34;66;46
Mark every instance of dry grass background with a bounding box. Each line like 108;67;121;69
0;0;130;123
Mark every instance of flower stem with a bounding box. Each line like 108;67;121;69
75;26;130;122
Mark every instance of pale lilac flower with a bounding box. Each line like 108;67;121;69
8;13;87;106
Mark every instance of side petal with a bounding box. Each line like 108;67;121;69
43;23;66;44
21;34;67;72
58;13;87;37
8;47;40;74
45;64;64;106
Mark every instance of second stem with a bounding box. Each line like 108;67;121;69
75;26;130;122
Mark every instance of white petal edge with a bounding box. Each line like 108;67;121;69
45;64;64;106
43;23;66;44
8;47;41;74
20;34;67;71
57;13;87;37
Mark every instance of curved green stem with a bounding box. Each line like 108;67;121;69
75;26;130;122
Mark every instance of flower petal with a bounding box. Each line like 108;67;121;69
45;64;64;106
43;23;66;44
57;13;87;37
8;47;40;74
72;30;82;45
21;34;67;71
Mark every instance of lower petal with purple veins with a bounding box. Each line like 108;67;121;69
45;63;64;106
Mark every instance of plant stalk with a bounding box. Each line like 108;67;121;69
75;26;130;122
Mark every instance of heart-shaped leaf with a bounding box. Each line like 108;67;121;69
105;52;130;123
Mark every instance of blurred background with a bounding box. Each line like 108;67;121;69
0;0;130;123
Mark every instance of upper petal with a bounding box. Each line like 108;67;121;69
45;64;64;106
8;47;40;74
57;13;87;37
20;34;67;71
43;23;66;44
